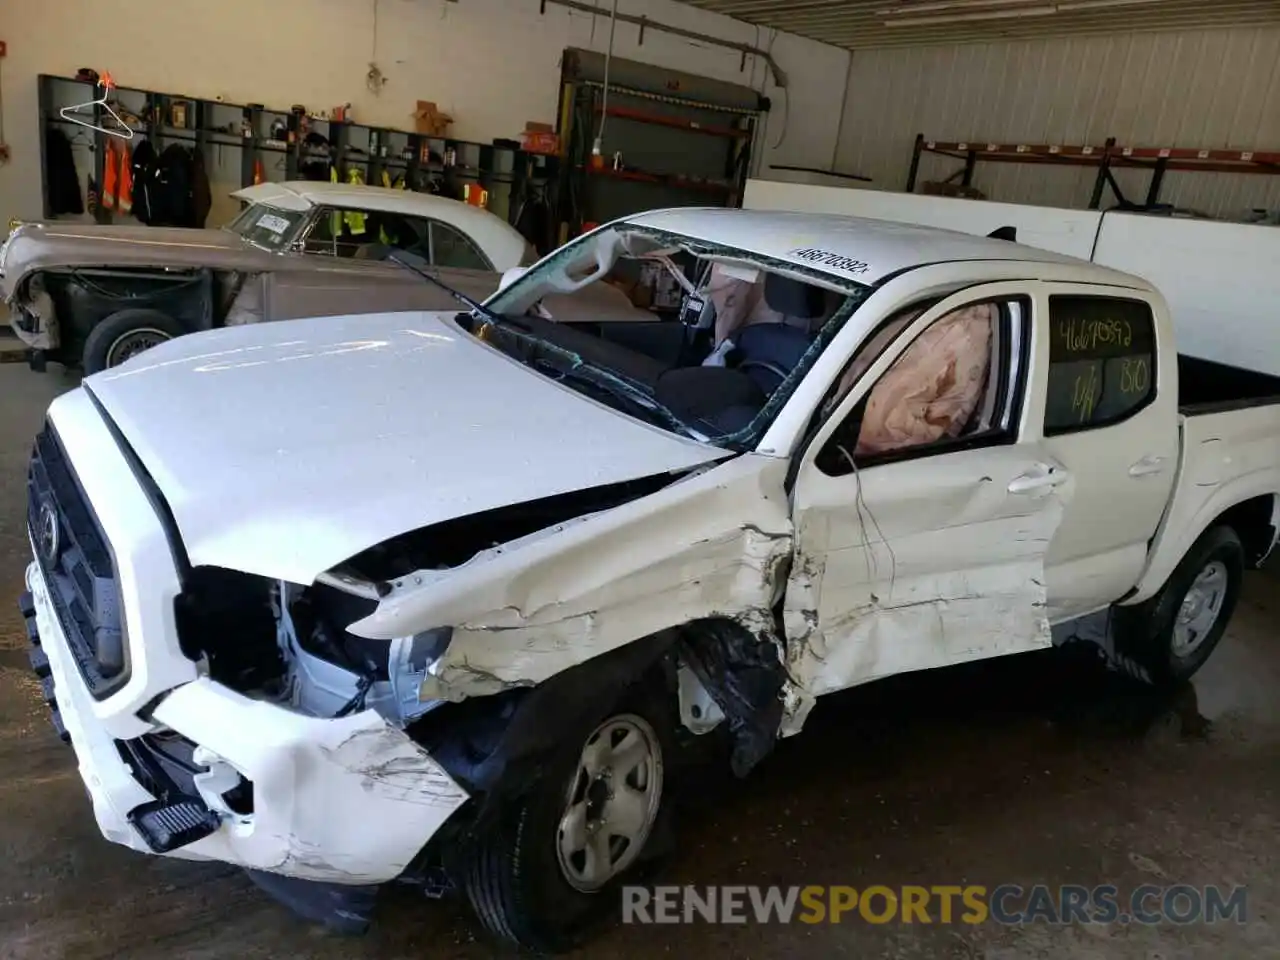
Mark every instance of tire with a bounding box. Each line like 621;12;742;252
82;309;186;374
462;683;676;952
1113;525;1244;686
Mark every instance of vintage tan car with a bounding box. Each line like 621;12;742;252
1;181;536;373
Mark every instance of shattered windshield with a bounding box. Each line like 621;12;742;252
470;224;870;450
226;203;308;252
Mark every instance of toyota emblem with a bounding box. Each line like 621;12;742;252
37;501;61;564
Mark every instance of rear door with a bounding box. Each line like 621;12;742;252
785;283;1068;699
1035;286;1178;621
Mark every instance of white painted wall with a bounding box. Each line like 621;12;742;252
835;25;1280;220
0;0;849;230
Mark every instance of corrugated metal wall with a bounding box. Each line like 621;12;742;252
835;25;1280;219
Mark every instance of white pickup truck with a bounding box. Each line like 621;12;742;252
18;207;1280;951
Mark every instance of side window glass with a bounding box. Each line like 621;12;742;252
430;221;491;270
816;298;1024;477
303;206;381;258
1044;296;1156;434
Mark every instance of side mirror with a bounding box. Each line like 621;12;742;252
499;266;528;292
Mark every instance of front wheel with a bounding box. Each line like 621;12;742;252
82;309;186;374
462;688;674;952
1113;525;1244;685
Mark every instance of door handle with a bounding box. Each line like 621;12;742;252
1008;465;1070;495
1129;455;1168;477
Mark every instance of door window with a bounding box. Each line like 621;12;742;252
815;297;1029;476
1044;296;1157;434
302;207;432;261
430;221;492;270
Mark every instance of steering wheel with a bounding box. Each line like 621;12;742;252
738;358;792;389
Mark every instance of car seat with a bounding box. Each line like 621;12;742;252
732;275;830;393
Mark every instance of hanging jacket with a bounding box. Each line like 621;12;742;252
344;167;367;235
191;149;212;228
102;140;134;216
44;128;84;216
130;140;158;223
147;144;195;227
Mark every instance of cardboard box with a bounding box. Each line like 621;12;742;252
413;100;453;137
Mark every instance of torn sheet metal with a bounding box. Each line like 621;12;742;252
349;455;795;704
782;445;1068;735
677;619;786;777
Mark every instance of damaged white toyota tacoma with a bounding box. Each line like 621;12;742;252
19;208;1280;950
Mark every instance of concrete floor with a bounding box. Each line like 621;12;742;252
0;362;1277;960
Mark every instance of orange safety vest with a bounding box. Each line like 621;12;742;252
463;182;488;208
253;159;265;185
101;140;133;216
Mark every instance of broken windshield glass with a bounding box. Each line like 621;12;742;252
476;224;872;451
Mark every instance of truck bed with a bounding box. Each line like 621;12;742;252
1178;355;1280;415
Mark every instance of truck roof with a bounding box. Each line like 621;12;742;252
625;207;1152;291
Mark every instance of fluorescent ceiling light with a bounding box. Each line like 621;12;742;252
1056;0;1168;9
882;5;1056;26
878;0;1170;24
876;0;1055;15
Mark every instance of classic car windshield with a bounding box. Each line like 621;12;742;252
474;224;869;450
227;203;308;252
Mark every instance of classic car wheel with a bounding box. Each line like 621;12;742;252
82;309;187;374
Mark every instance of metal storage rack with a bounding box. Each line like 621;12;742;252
552;48;766;241
36;74;558;234
906;133;1280;211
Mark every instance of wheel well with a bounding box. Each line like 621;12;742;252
1214;494;1277;568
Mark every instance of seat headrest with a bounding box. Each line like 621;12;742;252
764;273;826;319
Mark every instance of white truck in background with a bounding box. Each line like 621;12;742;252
742;179;1280;378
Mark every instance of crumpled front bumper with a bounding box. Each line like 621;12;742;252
22;557;470;887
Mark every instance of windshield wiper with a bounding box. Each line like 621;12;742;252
390;249;696;439
388;249;507;328
552;360;697;439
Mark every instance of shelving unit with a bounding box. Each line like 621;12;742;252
37;74;559;238
906;133;1280;211
553;47;766;238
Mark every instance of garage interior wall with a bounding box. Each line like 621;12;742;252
835;25;1280;219
0;0;850;230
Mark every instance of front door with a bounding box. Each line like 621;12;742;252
785;284;1069;704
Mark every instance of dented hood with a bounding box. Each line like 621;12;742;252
82;310;730;583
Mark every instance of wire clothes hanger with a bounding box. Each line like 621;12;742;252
60;71;134;141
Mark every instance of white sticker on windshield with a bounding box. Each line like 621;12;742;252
255;213;292;235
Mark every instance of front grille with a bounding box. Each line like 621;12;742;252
27;422;128;698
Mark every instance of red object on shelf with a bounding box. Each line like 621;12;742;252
522;131;560;155
0;41;7;58
594;105;747;140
